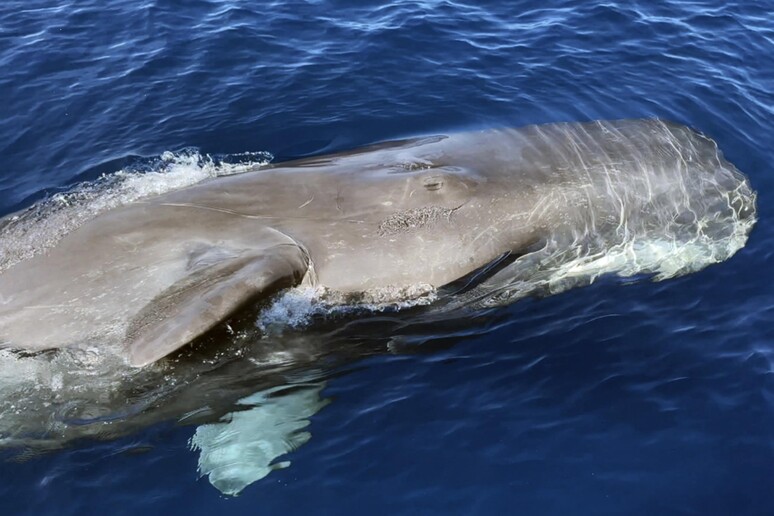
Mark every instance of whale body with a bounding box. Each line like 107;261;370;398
0;119;757;367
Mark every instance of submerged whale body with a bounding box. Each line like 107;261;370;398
0;119;757;367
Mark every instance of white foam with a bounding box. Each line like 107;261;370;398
256;284;438;333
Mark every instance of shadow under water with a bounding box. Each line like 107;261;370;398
0;295;512;495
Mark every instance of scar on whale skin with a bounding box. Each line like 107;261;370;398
377;205;462;236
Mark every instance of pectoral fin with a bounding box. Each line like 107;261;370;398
126;243;309;367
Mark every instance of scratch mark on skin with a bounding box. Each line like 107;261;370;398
468;225;503;252
377;202;467;236
335;184;343;213
298;195;314;209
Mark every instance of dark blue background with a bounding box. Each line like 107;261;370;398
1;0;773;514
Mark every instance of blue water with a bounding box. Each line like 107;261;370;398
1;0;773;514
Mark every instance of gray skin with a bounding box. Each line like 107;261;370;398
0;119;756;367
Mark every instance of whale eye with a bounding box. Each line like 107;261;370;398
423;175;444;191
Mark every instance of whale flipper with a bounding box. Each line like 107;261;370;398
126;242;309;367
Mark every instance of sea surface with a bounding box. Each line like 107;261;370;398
1;0;773;514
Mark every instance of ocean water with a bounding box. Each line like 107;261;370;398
1;0;773;514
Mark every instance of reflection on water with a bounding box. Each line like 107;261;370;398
190;381;329;496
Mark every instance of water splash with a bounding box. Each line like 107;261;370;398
256;284;438;334
0;149;273;272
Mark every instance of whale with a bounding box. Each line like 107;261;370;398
0;118;758;494
0;119;757;368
